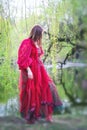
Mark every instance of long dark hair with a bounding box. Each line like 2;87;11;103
29;25;43;46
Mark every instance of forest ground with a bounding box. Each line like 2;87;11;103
0;114;87;130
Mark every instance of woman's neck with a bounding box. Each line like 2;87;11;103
34;41;39;48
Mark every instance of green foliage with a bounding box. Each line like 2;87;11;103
0;16;18;102
0;62;18;103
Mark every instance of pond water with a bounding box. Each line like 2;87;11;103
45;62;87;69
0;97;19;117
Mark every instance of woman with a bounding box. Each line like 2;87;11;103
17;25;62;124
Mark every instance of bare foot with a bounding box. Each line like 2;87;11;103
46;115;53;123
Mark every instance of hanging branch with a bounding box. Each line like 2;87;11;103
43;31;87;63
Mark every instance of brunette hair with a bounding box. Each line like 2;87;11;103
29;25;43;43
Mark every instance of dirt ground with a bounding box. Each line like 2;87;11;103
0;115;87;130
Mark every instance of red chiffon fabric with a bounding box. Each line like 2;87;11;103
17;38;62;121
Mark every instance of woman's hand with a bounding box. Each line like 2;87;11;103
27;67;33;79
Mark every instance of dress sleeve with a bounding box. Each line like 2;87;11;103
17;39;32;69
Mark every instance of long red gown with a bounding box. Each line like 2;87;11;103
17;38;62;121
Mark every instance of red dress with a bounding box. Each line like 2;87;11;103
17;38;62;121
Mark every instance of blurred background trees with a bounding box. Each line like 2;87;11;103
0;0;87;109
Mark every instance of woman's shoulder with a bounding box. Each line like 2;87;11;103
20;38;32;48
